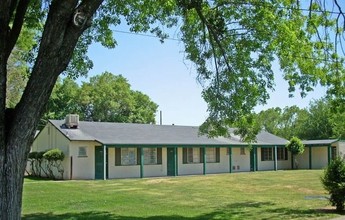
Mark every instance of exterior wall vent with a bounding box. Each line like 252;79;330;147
65;114;79;128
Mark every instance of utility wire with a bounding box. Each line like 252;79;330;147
113;29;344;64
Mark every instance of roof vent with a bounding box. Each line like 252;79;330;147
65;114;79;128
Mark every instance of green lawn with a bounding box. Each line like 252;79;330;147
22;170;343;219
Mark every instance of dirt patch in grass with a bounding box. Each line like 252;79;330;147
143;178;177;185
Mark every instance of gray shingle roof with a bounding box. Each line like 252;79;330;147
302;139;339;146
49;120;287;146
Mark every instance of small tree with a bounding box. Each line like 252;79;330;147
321;157;345;211
286;136;304;169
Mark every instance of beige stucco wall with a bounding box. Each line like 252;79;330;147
296;147;309;169
30;122;71;179
107;147;167;179
177;148;203;175
337;141;345;159
277;154;292;170
144;148;167;177
206;148;229;174
32;123;69;154
256;148;291;171
311;147;328;169
69;141;98;179
231;148;250;172
296;146;329;169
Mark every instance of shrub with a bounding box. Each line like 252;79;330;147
43;149;65;161
43;149;65;179
321;157;345;211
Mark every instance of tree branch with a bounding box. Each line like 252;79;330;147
6;0;30;59
194;7;236;75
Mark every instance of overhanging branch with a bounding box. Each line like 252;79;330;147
6;0;30;59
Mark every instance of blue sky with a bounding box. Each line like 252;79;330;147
83;28;327;126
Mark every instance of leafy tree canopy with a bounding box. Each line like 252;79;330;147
257;98;345;140
1;1;345;218
7;0;345;137
44;72;158;124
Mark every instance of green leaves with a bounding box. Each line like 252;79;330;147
321;157;345;211
43;149;65;162
13;0;345;140
180;1;344;139
45;72;158;124
286;136;304;156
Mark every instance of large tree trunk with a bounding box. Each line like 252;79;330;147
0;0;103;219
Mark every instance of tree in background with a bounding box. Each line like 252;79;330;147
257;99;345;140
0;0;344;218
6;28;34;108
299;99;333;139
44;72;158;124
286;136;304;169
257;106;309;139
44;77;81;121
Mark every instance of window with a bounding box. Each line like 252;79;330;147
206;148;220;163
206;148;216;162
240;147;246;155
261;148;273;161
115;147;162;166
78;146;87;157
144;148;157;164
277;148;288;160
226;147;231;155
262;147;288;161
183;148;201;164
183;148;220;164
188;148;200;163
118;148;137;166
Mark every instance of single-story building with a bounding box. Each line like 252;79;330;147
30;114;344;180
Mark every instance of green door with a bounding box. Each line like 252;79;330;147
167;147;176;176
95;146;104;179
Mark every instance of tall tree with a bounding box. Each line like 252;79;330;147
257;107;282;135
43;77;81;121
0;0;344;218
299;98;345;140
257;106;308;139
78;72;158;123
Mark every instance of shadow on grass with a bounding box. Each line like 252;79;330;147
24;176;56;181
22;201;340;220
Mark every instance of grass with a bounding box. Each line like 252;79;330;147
22;170;344;219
